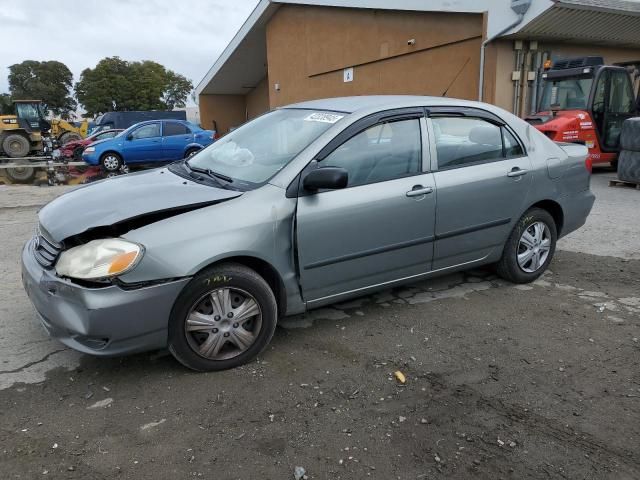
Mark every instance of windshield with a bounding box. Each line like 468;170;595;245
15;103;43;121
186;109;344;188
539;75;594;111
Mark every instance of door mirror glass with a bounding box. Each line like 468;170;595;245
126;134;133;141
303;167;348;191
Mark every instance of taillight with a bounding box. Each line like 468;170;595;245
585;156;592;173
213;132;220;140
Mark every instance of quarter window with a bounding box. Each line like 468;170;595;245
163;122;190;136
131;123;160;140
322;119;422;187
432;117;522;170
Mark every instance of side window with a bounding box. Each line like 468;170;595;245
131;123;160;140
592;71;608;115
322;118;422;187
96;131;116;140
503;128;524;158
609;71;635;114
163;122;190;136
432;117;511;170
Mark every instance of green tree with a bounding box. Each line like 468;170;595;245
8;60;76;118
163;71;193;110
75;57;193;116
0;93;13;115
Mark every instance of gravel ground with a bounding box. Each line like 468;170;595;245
0;170;638;479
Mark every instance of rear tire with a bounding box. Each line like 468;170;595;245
100;152;123;172
2;134;30;158
168;263;278;372
497;208;557;284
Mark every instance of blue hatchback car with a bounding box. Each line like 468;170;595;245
82;120;216;171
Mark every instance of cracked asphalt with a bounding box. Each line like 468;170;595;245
0;170;639;479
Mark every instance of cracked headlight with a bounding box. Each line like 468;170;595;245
56;239;143;280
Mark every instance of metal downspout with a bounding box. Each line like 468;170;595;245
478;0;532;102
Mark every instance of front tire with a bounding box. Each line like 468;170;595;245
2;134;30;158
184;147;200;159
59;132;82;145
100;152;123;172
73;146;84;161
497;208;557;284
168;263;278;371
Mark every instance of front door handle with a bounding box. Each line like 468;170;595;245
406;185;434;197
507;167;529;178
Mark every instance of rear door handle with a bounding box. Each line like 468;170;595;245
406;185;434;197
507;167;529;178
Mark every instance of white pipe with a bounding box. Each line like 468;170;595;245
478;13;525;102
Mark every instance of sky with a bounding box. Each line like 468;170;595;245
0;0;259;100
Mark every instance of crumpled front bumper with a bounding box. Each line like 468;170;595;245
21;238;190;356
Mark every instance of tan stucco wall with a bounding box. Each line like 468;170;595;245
265;5;483;109
200;77;268;134
245;76;270;120
199;94;246;134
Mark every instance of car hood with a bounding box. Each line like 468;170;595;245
39;168;242;242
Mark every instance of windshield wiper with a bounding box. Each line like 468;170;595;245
184;159;233;185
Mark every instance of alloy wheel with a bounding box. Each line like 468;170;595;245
103;155;120;171
517;221;551;273
185;287;262;360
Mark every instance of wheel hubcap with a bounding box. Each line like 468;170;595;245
517;221;551;273
185;287;262;361
103;156;119;170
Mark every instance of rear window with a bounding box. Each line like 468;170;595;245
163;122;190;136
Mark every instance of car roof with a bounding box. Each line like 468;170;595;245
283;95;491;114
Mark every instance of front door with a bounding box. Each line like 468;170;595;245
296;114;437;304
429;111;533;270
122;122;162;163
592;69;637;152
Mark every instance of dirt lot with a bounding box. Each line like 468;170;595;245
0;171;639;479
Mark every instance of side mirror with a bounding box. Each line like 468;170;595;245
303;167;348;191
126;134;133;141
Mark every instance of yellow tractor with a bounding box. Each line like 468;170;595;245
0;100;88;158
0;100;44;158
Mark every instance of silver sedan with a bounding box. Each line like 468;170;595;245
22;96;595;371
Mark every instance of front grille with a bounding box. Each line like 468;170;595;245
33;225;62;268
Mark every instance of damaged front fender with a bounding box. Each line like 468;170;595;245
38;167;242;243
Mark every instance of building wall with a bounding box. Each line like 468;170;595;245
199;94;246;134
265;5;484;109
246;76;270;120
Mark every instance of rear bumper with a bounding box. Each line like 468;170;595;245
558;189;595;238
21;238;190;356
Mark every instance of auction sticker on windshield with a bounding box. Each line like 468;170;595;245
304;112;344;124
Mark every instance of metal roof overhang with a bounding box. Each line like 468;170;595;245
508;0;640;48
197;0;277;96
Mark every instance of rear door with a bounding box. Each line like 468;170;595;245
429;108;532;270
162;121;193;160
295;109;437;304
122;122;162;163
